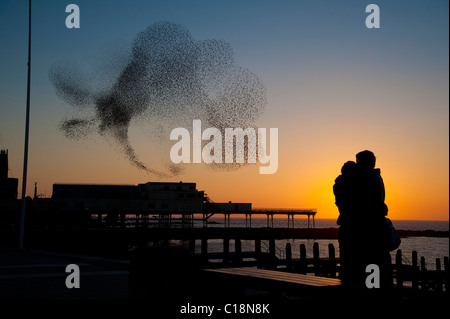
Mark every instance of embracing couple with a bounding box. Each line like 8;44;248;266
333;150;392;287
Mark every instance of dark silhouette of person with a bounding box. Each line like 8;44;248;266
334;150;390;287
334;160;358;227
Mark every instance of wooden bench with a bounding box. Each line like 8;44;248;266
202;267;344;300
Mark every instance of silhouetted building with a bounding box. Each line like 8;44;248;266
51;181;205;214
0;150;18;200
204;202;252;213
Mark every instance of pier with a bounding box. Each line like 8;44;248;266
89;208;317;229
12;181;320;232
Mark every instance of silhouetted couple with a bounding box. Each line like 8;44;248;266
334;150;391;288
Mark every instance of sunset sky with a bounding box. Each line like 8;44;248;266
0;0;448;221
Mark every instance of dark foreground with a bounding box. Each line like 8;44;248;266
0;245;447;318
1;226;448;317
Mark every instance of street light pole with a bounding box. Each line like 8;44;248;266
19;0;32;251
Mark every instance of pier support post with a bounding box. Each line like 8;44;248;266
234;239;242;265
420;256;427;290
313;242;320;276
328;243;336;278
286;243;292;271
269;239;275;257
201;237;208;264
223;238;230;264
269;239;276;270
412;251;418;290
396;250;403;289
299;244;307;274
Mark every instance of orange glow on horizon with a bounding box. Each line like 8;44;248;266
9;118;448;222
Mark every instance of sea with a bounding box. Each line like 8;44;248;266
184;217;449;270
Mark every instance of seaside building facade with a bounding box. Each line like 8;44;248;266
51;181;206;214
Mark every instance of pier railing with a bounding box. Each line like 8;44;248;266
87;209;317;229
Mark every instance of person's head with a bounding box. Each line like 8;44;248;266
341;161;357;177
356;150;376;171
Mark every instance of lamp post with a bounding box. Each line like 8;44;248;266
18;0;32;251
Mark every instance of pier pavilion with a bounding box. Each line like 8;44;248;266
47;181;316;230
